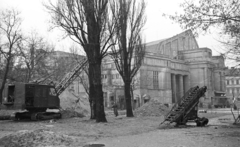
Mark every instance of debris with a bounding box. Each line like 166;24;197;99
0;115;10;120
134;98;170;117
59;89;90;117
49;119;56;123
0;129;75;147
0;110;15;120
60;108;85;119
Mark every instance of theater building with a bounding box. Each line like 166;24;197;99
101;30;226;109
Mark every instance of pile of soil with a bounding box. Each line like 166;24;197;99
0;129;76;147
60;108;85;119
0;110;15;116
59;89;90;117
135;98;170;117
0;110;13;120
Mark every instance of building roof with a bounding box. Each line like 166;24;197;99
144;29;198;53
145;39;167;47
144;39;167;53
225;67;240;76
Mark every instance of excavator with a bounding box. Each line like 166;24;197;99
161;86;209;127
0;58;87;121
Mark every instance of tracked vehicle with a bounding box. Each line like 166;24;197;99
0;58;87;121
1;83;61;120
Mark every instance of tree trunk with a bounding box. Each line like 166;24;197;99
89;67;96;119
27;70;31;83
125;80;134;117
0;56;12;103
89;80;96;119
89;98;96;119
91;63;107;122
130;84;135;110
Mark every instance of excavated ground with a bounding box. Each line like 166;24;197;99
0;95;240;147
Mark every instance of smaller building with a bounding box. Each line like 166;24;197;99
225;67;240;99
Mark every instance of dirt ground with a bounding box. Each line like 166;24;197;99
0;95;239;147
0;111;240;147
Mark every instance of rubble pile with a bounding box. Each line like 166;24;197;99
0;110;13;120
135;98;170;117
0;129;75;147
60;108;85;119
59;89;90;117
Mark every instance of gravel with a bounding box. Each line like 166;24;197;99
0;129;77;147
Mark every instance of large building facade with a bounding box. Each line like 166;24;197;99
101;30;226;109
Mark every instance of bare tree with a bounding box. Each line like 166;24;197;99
164;0;240;62
44;0;115;122
110;0;146;117
0;9;22;103
17;31;54;83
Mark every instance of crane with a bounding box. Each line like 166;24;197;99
1;58;88;121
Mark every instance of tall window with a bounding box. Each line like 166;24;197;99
153;71;159;89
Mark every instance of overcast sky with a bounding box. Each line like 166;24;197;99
0;0;224;57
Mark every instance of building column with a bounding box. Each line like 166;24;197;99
219;72;222;91
171;74;177;104
222;72;226;92
209;68;213;90
179;75;184;103
176;75;180;104
183;75;190;93
204;67;208;87
204;67;210;99
167;72;171;89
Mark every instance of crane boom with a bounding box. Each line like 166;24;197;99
55;58;88;96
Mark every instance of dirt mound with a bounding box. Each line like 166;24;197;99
135;98;170;117
60;108;85;119
0;129;75;147
59;89;90;117
0;110;13;120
